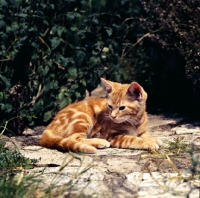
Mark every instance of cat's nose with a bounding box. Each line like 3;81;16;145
111;115;117;119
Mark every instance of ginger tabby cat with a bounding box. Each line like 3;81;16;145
40;78;162;153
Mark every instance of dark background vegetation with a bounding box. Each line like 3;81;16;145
0;0;200;134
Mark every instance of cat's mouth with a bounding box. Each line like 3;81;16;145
109;116;125;123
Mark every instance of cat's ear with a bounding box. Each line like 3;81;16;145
127;82;142;100
101;78;112;94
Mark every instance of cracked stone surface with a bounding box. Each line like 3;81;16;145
4;87;200;198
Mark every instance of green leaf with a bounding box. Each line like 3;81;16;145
33;100;43;114
0;0;8;7
80;79;86;87
11;22;19;33
105;28;113;36
1;103;12;112
109;44;114;54
67;12;75;21
59;99;69;109
49;4;55;9
51;26;57;35
88;56;100;68
77;30;87;35
44;82;51;93
0;20;6;30
42;66;50;76
43;110;54;122
31;42;38;48
58;91;64;100
1;34;7;42
70;27;78;32
0;74;10;89
75;50;86;67
57;26;66;37
51;37;64;50
68;67;77;77
92;18;99;24
74;12;81;18
60;57;71;66
18;13;27;17
43;98;54;109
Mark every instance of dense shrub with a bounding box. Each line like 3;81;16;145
0;0;152;134
140;0;200;113
1;0;199;135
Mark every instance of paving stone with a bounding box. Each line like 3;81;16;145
126;172;200;198
4;86;200;197
171;124;200;135
148;114;178;129
5;112;199;198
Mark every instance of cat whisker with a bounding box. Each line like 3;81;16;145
126;118;139;126
99;115;110;125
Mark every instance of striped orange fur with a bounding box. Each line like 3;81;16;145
40;78;162;153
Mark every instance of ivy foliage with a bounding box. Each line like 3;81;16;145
1;0;199;134
0;0;150;134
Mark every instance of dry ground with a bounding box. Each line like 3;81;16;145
4;86;200;198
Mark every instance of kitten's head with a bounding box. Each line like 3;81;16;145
101;78;147;123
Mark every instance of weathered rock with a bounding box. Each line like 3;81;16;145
14;115;200;198
127;172;199;198
171;124;200;135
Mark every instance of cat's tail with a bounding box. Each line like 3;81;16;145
40;130;109;154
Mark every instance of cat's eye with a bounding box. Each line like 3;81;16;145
119;106;125;110
107;104;112;109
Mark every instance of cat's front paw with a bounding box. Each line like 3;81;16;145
88;138;110;149
155;138;162;146
96;139;110;149
151;137;162;146
143;141;160;151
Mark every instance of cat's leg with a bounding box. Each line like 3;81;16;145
40;129;65;149
136;121;162;148
60;134;110;154
140;133;162;146
60;137;97;153
40;131;110;154
110;135;160;150
69;134;110;149
79;137;110;149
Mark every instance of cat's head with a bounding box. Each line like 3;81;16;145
101;78;147;123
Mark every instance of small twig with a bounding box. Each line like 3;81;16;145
166;154;181;176
0;58;11;62
43;28;49;37
17;172;24;185
111;17;134;44
119;30;161;64
30;83;44;105
25;83;44;107
0;37;19;70
38;36;51;59
54;61;65;70
120;32;150;60
0;121;8;135
0;116;18;135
